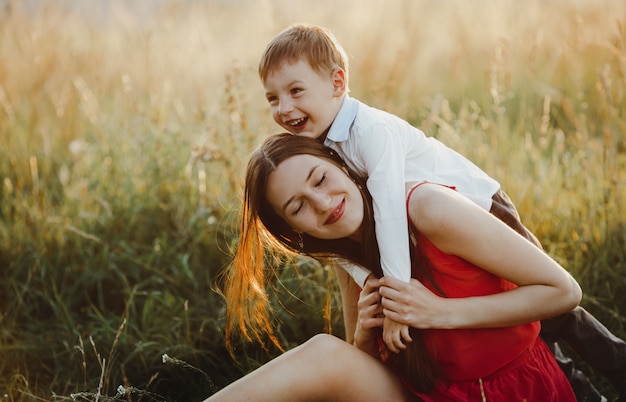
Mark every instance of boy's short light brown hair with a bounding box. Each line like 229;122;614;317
259;23;349;85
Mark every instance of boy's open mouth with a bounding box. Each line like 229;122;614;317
289;117;308;130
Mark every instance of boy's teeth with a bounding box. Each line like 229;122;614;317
290;118;305;126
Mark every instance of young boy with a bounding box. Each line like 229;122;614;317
258;23;625;401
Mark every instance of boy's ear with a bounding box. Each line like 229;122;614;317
331;68;347;97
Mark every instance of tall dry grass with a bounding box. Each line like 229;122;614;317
0;0;625;400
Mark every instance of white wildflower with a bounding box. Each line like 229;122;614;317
69;139;87;156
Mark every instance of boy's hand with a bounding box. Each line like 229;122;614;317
382;316;412;353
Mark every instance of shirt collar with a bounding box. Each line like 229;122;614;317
324;95;358;145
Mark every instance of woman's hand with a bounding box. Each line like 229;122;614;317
353;277;385;355
379;276;451;329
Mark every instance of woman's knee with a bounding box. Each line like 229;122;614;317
281;335;357;395
297;334;410;401
300;333;349;358
298;334;361;373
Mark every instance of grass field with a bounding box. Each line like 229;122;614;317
1;0;625;400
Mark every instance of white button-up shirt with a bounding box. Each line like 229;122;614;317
324;96;500;285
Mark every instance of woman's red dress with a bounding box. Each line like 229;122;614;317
404;183;576;401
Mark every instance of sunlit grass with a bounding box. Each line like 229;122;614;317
0;0;625;400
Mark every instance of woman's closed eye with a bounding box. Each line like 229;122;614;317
289;172;326;216
292;202;304;216
315;173;326;187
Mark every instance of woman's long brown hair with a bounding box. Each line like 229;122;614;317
223;133;437;392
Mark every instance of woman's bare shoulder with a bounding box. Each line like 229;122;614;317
408;182;457;214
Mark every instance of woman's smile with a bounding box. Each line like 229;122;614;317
325;199;345;225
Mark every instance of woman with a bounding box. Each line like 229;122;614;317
206;133;581;401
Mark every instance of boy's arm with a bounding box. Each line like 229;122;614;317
356;124;415;352
358;124;412;282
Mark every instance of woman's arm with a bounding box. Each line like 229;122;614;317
334;264;360;344
334;265;383;357
380;183;582;330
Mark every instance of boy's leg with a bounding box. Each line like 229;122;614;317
546;341;606;402
542;308;626;400
490;189;626;400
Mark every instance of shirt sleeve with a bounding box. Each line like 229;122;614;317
334;258;372;288
356;123;412;282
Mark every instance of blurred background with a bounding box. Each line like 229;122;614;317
0;0;625;400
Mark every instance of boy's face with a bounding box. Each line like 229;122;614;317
263;59;346;139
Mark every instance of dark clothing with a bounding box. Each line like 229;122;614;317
490;189;626;401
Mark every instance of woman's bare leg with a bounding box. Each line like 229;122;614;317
204;333;414;402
